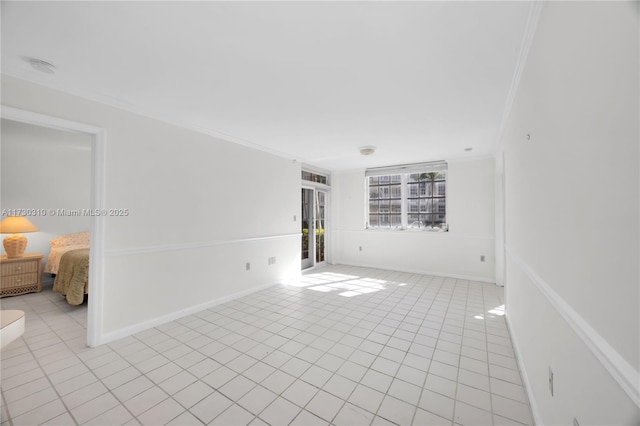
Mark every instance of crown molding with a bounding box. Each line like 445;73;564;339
495;0;544;154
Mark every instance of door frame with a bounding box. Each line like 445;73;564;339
301;187;314;270
2;105;106;347
301;183;330;270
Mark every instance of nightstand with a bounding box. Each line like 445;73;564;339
0;253;43;297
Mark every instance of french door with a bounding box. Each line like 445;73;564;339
301;188;326;270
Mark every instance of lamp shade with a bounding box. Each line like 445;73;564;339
1;216;38;258
0;216;38;234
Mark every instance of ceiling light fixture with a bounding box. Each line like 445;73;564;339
25;57;56;74
359;146;376;156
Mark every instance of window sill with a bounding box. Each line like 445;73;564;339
365;227;449;233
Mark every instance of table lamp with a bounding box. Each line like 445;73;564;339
0;216;38;258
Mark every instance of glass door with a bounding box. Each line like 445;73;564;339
315;191;325;264
301;188;313;269
301;188;327;270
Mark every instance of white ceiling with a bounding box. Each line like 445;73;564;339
2;1;533;171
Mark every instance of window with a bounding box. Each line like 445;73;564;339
302;170;328;185
366;162;447;231
368;175;402;228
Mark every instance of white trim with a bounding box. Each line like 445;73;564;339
301;181;331;192
337;229;494;241
365;160;447;177
4;75;298;164
504;314;542;426
301;163;332;179
506;247;640;407
332;261;495;284
494;153;506;287
495;0;544;153
105;233;301;257
1;105;106;348
97;280;280;346
1;106;103;135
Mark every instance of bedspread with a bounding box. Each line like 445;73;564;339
53;248;89;305
45;244;89;274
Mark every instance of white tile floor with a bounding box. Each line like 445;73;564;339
1;265;533;426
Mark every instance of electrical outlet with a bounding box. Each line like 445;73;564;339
359;246;362;252
549;367;554;396
268;257;276;265
246;262;251;271
294;215;297;222
480;255;485;262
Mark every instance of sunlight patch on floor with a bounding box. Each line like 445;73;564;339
488;304;505;316
287;271;388;297
473;304;506;321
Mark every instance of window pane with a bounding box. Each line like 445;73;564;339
302;171;328;184
418;182;426;196
367;171;445;230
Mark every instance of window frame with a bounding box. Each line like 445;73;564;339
365;162;448;232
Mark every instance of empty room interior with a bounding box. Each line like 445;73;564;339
0;1;638;426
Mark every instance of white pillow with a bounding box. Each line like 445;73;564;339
50;231;90;247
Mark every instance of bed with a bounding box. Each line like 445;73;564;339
45;231;90;305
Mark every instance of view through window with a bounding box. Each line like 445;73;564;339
367;163;447;230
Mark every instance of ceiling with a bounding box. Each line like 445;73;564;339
1;1;533;171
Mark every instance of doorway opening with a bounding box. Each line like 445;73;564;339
301;187;327;270
2;106;106;347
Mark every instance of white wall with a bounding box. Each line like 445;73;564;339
2;76;301;342
500;2;639;424
332;157;495;282
1;119;91;261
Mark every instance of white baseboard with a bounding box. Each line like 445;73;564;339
505;314;542;426
332;261;496;284
506;247;640;408
97;280;280;346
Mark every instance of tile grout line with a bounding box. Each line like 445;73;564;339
1;265;533;426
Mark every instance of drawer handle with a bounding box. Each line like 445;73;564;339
16;266;22;270
16;279;21;283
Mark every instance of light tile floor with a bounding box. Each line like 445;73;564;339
1;265;533;426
